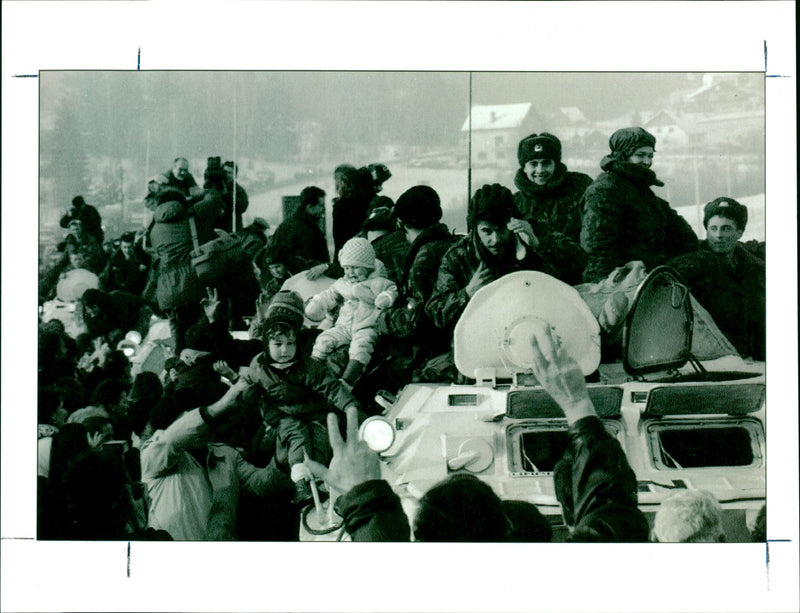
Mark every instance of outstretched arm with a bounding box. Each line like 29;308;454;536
529;324;648;542
304;406;410;541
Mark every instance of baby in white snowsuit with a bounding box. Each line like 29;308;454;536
305;237;397;385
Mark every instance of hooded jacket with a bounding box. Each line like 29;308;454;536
305;261;397;333
148;190;222;309
245;352;359;426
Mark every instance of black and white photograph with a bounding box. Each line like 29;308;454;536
2;2;797;613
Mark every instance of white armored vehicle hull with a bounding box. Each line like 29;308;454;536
373;268;765;541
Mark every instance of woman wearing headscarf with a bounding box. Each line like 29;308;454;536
579;127;698;282
513;133;593;285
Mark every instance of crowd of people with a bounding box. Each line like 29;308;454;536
36;127;766;541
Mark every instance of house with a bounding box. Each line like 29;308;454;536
680;73;763;114
643;110;700;149
542;106;593;140
460;103;542;166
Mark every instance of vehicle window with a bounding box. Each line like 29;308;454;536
648;421;761;469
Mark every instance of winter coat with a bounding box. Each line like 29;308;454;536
163;170;198;199
669;241;765;360
332;193;371;260
218;181;250;233
148;193;222;310
139;408;291;540
580;161;698;282
58;233;107;274
426;231;557;332
269;207;330;275
553;416;650;541
513;164;592;285
245;352;359;427
60;203;104;245
371;230;409;286
306;264;398;334
99;247;150;294
382;223;456;357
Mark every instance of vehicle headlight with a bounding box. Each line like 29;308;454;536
359;416;395;453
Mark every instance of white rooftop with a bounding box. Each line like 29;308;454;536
461;102;532;131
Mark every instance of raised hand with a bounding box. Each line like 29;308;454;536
305;263;328;280
213;359;237;382
529;323;595;425
304;406;380;498
507;217;539;249
201;286;221;323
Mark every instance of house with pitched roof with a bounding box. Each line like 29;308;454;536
461;103;542;166
643;110;701;149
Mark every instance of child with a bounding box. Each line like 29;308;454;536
305;237;398;385
216;290;360;503
254;246;290;300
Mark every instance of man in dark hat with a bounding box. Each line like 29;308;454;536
377;186;456;378
513;132;592;285
426;183;557;335
580;127;698;282
60;195;104;245
669;197;765;360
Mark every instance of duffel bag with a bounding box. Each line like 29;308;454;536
188;218;244;284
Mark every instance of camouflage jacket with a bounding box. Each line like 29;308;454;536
382;223;456;346
513;165;592;285
426;231;556;332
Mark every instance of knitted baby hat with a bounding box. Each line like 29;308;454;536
339;237;376;269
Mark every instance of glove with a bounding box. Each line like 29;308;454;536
374;290;395;309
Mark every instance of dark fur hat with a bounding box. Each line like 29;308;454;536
468;183;515;230
517;133;562;166
703;197;748;231
394;185;442;230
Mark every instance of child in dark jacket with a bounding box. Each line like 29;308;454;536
215;290;360;503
